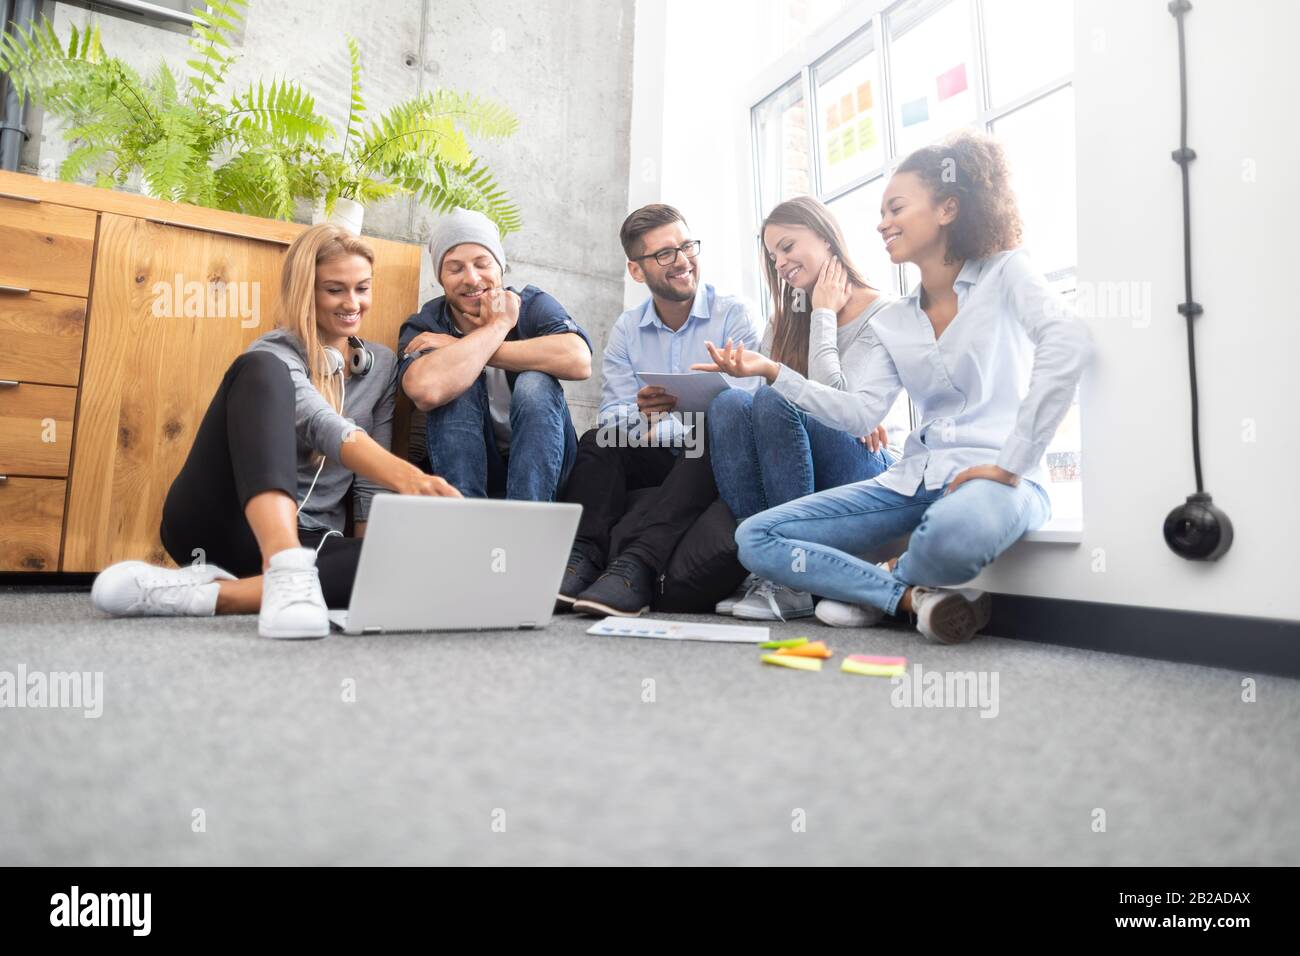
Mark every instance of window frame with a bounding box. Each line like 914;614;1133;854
750;0;1074;295
746;0;1079;521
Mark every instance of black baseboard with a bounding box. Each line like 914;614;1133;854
988;593;1300;678
0;573;95;590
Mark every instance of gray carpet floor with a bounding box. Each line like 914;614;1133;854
1;585;1297;866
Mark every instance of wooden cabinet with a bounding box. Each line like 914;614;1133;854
0;170;421;572
0;193;96;297
0;291;87;387
0;477;65;572
0;381;76;476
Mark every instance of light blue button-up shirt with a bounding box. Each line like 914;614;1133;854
771;249;1092;493
600;282;759;441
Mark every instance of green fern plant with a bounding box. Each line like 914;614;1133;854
309;36;522;234
0;8;521;231
0;0;331;215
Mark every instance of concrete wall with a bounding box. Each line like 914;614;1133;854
18;0;635;430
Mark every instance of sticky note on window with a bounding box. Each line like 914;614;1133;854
762;654;823;672
857;115;877;151
828;137;843;165
901;97;929;127
826;103;840;129
936;63;968;101
856;80;873;112
841;126;858;158
840;92;855;121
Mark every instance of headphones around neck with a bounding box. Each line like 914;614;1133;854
323;335;373;377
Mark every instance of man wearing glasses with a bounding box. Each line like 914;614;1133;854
559;204;760;617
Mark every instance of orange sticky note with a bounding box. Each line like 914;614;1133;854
776;640;832;659
856;80;873;112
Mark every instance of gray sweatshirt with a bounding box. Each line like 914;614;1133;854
245;328;397;533
760;295;896;386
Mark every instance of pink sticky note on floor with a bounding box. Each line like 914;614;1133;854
936;63;968;100
848;654;907;667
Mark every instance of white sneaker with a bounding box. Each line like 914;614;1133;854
715;573;759;615
92;561;234;617
814;598;886;629
731;578;815;621
812;560;894;628
910;587;980;644
259;548;329;640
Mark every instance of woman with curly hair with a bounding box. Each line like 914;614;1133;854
693;130;1092;644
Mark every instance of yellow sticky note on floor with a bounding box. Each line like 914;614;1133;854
841;658;906;678
761;654;823;672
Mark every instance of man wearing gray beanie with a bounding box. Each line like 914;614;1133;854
397;208;593;500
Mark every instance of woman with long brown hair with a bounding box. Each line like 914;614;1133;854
91;224;460;639
701;195;895;621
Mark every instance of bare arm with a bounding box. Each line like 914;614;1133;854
401;319;510;411
489;332;591;380
339;431;461;497
401;290;521;412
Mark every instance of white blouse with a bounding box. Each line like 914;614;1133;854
770;249;1092;494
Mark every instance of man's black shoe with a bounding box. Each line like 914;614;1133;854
571;554;656;618
556;546;604;612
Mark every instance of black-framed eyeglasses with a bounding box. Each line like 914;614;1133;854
632;239;701;267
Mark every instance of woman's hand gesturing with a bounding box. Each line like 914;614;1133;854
690;340;780;383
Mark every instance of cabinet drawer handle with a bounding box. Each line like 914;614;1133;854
0;191;39;203
0;475;7;483
0;285;31;295
0;380;18;388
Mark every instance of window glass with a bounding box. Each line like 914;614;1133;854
753;78;811;219
813;26;884;195
887;0;977;158
982;0;1074;106
992;86;1077;291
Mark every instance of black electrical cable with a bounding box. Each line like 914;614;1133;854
1162;0;1232;561
1172;0;1204;494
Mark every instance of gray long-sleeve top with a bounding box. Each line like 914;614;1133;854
759;294;896;385
246;328;397;533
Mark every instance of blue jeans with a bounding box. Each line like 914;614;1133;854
707;385;893;521
425;369;577;500
736;475;1051;614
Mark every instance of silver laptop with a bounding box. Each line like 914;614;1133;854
328;495;582;635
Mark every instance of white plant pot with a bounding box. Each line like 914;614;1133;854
311;197;365;235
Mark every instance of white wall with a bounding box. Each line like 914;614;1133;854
633;0;1299;622
973;0;1299;620
624;0;831;318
